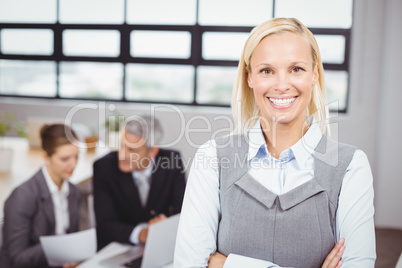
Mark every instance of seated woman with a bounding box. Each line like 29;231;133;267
0;124;82;268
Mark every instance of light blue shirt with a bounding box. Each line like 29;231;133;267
174;118;376;267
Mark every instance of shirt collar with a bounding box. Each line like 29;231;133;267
247;118;267;161
247;117;323;168
132;158;154;180
42;166;69;195
290;118;323;168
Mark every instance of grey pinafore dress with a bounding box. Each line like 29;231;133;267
216;135;356;268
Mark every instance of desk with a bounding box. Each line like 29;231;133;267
0;137;109;218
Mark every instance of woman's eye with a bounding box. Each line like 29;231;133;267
292;67;304;73
260;69;272;75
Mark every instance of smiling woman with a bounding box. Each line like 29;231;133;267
174;18;375;268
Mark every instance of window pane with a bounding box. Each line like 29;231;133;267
59;62;123;99
315;35;345;64
59;0;124;24
203;32;249;61
1;29;53;56
275;0;353;28
131;31;191;59
197;66;237;105
199;0;273;26
126;64;194;102
0;60;56;96
127;0;196;25
63;30;120;57
0;0;56;23
325;70;348;111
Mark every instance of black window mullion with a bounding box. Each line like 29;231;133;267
120;24;130;101
191;24;201;105
53;24;63;98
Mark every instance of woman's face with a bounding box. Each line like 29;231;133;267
46;143;79;181
247;32;318;128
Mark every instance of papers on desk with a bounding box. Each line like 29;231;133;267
40;228;97;267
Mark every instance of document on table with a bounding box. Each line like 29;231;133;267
40;228;97;266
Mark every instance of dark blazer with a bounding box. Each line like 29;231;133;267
93;149;186;250
0;169;81;268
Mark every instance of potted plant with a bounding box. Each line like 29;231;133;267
0;112;27;172
104;111;124;148
84;127;99;153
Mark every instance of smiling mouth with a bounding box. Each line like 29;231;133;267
268;97;296;106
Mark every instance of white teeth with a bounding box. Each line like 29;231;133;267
269;97;296;106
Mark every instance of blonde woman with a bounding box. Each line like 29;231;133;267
175;18;375;268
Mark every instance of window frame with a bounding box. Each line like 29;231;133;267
0;0;352;113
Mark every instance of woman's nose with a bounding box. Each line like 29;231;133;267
274;72;291;92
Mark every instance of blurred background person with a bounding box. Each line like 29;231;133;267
93;115;186;250
0;124;82;268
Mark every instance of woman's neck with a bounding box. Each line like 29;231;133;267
46;166;63;190
261;116;309;159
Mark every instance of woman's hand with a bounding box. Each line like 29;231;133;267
322;238;345;268
207;239;344;268
208;251;227;268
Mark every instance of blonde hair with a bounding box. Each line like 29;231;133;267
231;18;329;135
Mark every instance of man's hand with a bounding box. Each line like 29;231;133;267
322;238;345;268
63;262;79;268
208;251;227;268
139;214;167;243
148;214;167;225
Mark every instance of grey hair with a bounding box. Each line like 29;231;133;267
124;114;163;148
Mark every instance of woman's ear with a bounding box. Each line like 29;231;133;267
247;73;253;88
312;65;319;85
43;151;50;165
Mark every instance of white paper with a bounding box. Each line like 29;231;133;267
77;242;133;268
40;228;97;266
396;253;402;268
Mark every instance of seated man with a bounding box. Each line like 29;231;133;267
93;115;186;250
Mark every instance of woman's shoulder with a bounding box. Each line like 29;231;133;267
214;133;247;146
348;149;371;171
5;170;43;209
198;134;245;152
324;137;371;171
13;169;43;194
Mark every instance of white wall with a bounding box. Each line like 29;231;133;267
372;0;402;228
335;0;402;229
1;0;401;228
